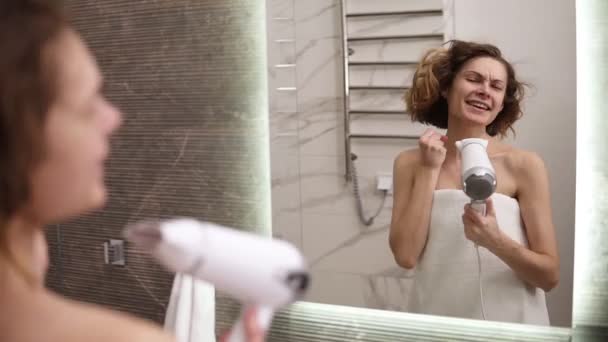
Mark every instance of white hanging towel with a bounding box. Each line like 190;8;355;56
164;272;217;342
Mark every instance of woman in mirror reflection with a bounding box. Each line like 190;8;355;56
0;1;265;341
389;40;559;325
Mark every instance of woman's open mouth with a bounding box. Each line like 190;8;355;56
465;99;491;111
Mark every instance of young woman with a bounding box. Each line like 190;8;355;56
389;40;559;324
0;1;264;341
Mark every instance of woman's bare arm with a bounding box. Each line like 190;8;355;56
463;152;559;291
489;151;560;291
389;150;440;269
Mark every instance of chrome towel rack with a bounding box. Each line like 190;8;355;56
339;1;444;180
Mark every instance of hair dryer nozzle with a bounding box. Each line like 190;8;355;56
463;171;496;201
456;138;496;202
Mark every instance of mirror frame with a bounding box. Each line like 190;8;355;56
257;1;608;340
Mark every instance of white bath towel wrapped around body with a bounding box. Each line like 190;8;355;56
407;189;550;325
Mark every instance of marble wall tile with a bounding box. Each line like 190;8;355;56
298;111;344;157
272;212;303;249
268;0;294;19
305;271;372;308
305;270;413;311
272;64;297;89
302;210;393;271
270;85;298;113
350;137;420;159
349;114;424;136
294;0;341;41
363;275;414;311
349;88;406;111
345;0;442;14
293;1;342;106
300;190;400;277
269;109;298;142
348;38;443;64
270;41;297;66
268;0;303;266
297;155;350;215
295;37;343;102
271;154;301;211
298;96;343;115
309;231;399;276
349;65;417;88
269;18;296;41
298;155;395;216
347;15;444;38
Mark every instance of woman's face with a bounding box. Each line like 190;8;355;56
27;29;122;223
445;56;508;128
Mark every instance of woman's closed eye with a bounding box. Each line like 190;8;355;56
492;84;504;91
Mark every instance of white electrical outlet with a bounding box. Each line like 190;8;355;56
376;172;393;194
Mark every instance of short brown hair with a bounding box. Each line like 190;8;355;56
0;1;68;272
404;40;527;137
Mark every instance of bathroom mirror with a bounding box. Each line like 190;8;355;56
267;0;576;328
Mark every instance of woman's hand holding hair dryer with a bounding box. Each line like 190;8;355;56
220;307;267;342
462;198;503;250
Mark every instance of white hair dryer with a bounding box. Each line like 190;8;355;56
455;138;496;321
455;138;496;215
124;218;310;342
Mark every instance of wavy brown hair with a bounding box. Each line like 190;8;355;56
0;0;68;277
404;40;527;137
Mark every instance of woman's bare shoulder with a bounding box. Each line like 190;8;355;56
394;147;421;171
45;292;175;342
497;143;546;173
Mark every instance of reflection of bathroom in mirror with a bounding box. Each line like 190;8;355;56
267;0;575;327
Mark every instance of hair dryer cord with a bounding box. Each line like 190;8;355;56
475;244;487;320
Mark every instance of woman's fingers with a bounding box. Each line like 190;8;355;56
219;307;266;342
419;129;447;151
245;308;265;341
422;131;445;149
419;128;433;145
464;205;485;226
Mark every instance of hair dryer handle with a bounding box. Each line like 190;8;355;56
470;200;487;216
227;305;274;342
